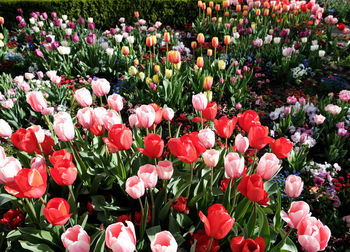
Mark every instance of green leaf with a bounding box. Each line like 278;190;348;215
93;231;105;252
234;197;251;220
257;206;271;250
92;195;106;211
140;199;149;240
146;226;161;243
0;194;16;206
19;240;55;252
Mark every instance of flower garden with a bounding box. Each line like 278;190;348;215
0;0;349;251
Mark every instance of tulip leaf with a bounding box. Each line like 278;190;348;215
19;240;55;252
257;206;271;250
140;199;149;240
190;240;197;252
234;197;251;220
146;225;161;243
92;231;106;252
0;194;16;206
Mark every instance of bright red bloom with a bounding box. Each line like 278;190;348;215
117;213;132;224
199;203;235;240
238;110;260;133
337;23;346;31
214;116;237;139
192;117;207;123
220;178;233;193
168;132;206;163
149;103;163;125
248;125;273;150
35;135;54;156
0;208;25;230
171;196;188;213
87;202;96;215
5;167;47;198
202;102;217;121
237;174;269;206
43;198;72;225
90;123;105;136
270;137;293;159
230;236;265;252
49;149;73;166
191;229;220;252
11;128;38;153
103;124;132;153
137;133;164;158
49;159;77;186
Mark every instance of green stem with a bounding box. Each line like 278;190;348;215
24;198;38;224
149;189;155;226
210;167;213;192
138;197;144;214
117;151;126;179
280;229;292;245
43;115;57;143
163;180;168;204
68;141;90;185
207;237;214;252
231;179;237;217
68;185;76;204
99;96;103;107
186;163;194;199
62;225;66;233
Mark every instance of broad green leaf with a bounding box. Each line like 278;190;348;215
19;240;55;252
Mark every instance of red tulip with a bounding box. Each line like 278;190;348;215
238;110;260;132
248;125;273;150
237;174;269;206
49;149;73;166
149;103;163;125
103;124;132;153
90;123;105;136
168;132;206;163
214;116;237;139
202;102;217;121
11;128;38;153
230;236;265;252
270;137;293;159
199;203;235;239
49;159;77;186
137;134;164;158
35;135;54;156
43;198;72;225
5;167;47;198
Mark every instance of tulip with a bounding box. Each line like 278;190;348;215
61;225;90;252
91;78;110;97
53;112;75;142
202;102;217;121
136;105;155;128
49;149;73;166
234;134;249;153
237;174;269;205
151;231;178;252
43;198;72;225
197;33;205;44
192;93;208;111
218;60;226;70
203;149;220;168
106;221;136;252
49;159;77;186
285;175;303;198
149;103;163;125
314;114;326;125
203;76;213;90
26;91;48;112
214;116;237;139
197;57;204;68
0;157;22;184
104;124;132;153
163;108;174;121
34;135;54;157
28;125;45;144
146;36;153;47
230;236;265;252
270;137;293;159
125;176;145;199
280;201;311;229
156;160;173;180
107;94;123;112
122;46;129;55
199;204;235;239
74;88;92;107
103;110;122;131
207;49;213;57
238;110;260;132
255;147;278;176
138;164;158;189
164;32;170;43
211;37;219;48
168;50;181;64
191;41;197;49
198;128;215;149
129;114;140;128
248;125;273;150
11;128;38;153
77;107;94;129
224;152;244;178
0;119;12;138
138;134;164;158
224;35;230;45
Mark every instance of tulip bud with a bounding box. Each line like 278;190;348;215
212;37;219;48
197;57;204;68
203;76;213;90
207;49;213;57
191;41;197;49
224;35;231;45
164;32;170;43
122;46;129;55
197;33;205;44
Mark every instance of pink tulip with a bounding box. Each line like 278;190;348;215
343;215;350;227
129;114;140;128
108;94;124;112
2;100;14;109
93;107;107;126
325;104;341;115
151;231;178;252
235;134;249;153
91;78;110;97
25;72;35;80
0;119;12;138
163;108;174;121
26;91;48;112
297;216;331;252
42;107;54;115
74;88;92;107
285;175;303;198
106;221;136;252
192;93;208;111
61;225;90;252
0;157;22;184
138;164;158;188
202;149;220;167
103;110;122;131
256;153;280;180
156;160;173;180
0;146;5;163
53;112;75;141
314;114;325;125
280;201;311;229
198;128;215;148
77;107;95;129
136;105;155;128
125;176;145;199
224;152;244;178
28;125;45;144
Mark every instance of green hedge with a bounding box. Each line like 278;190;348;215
0;0;197;30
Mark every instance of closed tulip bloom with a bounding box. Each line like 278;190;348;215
314;114;325;125
230;236;265;252
214;116;237;139
146;36;153;47
270;137;293;159
149;103;163;125
77;107;95;129
197;57;204;68
0;119;12;138
202;102;217;121
11;128;38;153
198;128;215;149
43;198;72;225
28;125;45;144
163;108;174;121
91;78;110;97
125;176;145;199
192;93;208;111
122;46;129;55
238;110;260;132
237;174;269;205
168;50;181;64
211;37;219;48
197;33;205;44
136;105;155;128
191;41;197;49
106;221;136;252
61;225;90;252
285;175;303;198
138;134;164;158
49;149;73;166
224;35;230;45
199;204;235;239
156;160;173;180
129;114;140;128
74;88;92;107
207;49;213;57
256;153;280;180
26;91;48;112
248;125;273;150
0;157;22;184
107;94;123;112
203;76;213;90
203;149;220;167
49;159;77;186
103;110;122;131
104;124;132;153
53;112;75;141
151;231;178;252
224;152;244;178
164;32;170;43
235;134;249;153
297;216;331;252
207;7;212;16
280;201;311;229
93;107;107;126
138;164;158;188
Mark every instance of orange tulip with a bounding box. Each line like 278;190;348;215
197;57;204;68
212;37;219;48
215;4;220;12
191;41;197;49
203;76;213;90
151;35;157;46
122;46;129;55
146;36;153;47
224;11;229;17
264;9;270;16
164;32;170;43
207;7;212;16
224;35;230;45
154;65;160;73
134;11;139;18
223;0;229;8
197;33;205;44
236;4;242;12
243;10;248;16
209;1;214;8
168;50;181;64
197;0;203;8
256;8;261;16
207;49;213;57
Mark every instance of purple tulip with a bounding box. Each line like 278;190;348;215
88;22;95;30
51;12;57;18
67;22;76;29
51;41;60;49
34;49;44;57
18;22;26;28
238;29;245;35
25;35;34;43
42;12;48;20
246;27;253;34
125;26;133;33
53;19;61;26
294;42;302;50
46;36;52;43
77;17;85;25
17;8;23;14
110;28;116;35
30;12;38;19
16;16;23;22
86;36;94;44
237;24;243;30
243;18;248;25
72;34;80;42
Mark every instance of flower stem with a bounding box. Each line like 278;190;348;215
186;163;194;199
24;198;38;224
138;197;144;214
168;121;172;138
163;180;168;204
68;185;76;204
210;167;213;192
43;115;57;143
149;189;155;226
280;228;292;245
207;237;214;252
39;197;46;205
